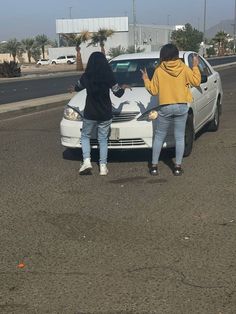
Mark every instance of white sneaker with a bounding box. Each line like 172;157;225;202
79;158;92;175
100;164;108;176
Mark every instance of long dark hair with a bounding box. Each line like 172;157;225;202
160;44;179;63
84;52;115;91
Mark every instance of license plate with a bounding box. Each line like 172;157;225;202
109;128;120;140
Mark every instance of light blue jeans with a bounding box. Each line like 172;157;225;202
81;118;112;164
152;104;188;165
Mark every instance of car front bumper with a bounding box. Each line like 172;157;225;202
60;118;175;150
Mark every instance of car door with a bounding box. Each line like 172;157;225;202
57;56;66;64
198;57;218;122
187;53;215;131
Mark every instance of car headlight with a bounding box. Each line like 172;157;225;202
63;106;83;121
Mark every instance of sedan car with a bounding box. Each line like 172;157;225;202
60;51;223;156
51;55;76;65
36;58;50;65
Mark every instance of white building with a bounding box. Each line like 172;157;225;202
49;17;175;63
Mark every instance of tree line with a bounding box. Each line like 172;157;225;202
0;34;57;63
0;24;234;68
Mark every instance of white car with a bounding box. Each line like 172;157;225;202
51;55;76;65
36;58;50;65
60;51;223;156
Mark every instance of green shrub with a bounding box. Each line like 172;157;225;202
0;61;21;78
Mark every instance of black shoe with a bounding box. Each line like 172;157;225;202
173;166;184;176
150;165;158;176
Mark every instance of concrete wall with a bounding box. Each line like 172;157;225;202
0;52;32;63
0;52;49;64
129;24;174;50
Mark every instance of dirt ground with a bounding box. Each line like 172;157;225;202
20;63;79;75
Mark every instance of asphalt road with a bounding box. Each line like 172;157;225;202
0;74;79;105
0;66;236;313
0;56;236;105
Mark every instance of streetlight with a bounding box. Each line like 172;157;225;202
234;0;236;54
132;0;137;52
69;6;72;19
203;0;207;56
167;14;171;25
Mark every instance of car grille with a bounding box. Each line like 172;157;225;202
90;138;145;147
112;111;139;123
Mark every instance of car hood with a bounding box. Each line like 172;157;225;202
67;87;159;117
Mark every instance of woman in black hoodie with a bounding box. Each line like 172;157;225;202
74;51;128;175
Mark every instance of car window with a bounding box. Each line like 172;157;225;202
58;56;65;59
67;55;75;58
110;58;159;87
188;54;212;77
198;57;212;76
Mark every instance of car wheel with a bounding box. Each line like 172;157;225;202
67;60;72;64
52;61;56;65
207;99;220;132
184;113;195;157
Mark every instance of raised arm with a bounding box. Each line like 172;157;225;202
141;68;159;96
186;55;201;87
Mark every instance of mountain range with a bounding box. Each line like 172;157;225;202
206;19;235;38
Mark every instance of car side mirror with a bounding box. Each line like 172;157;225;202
201;74;208;84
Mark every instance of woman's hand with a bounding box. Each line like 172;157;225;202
121;84;132;90
140;68;148;80
68;85;75;93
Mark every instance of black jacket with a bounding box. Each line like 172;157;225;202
74;73;124;121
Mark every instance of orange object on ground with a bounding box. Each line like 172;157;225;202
17;263;25;269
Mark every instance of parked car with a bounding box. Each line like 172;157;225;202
36;59;50;65
60;51;223;156
51;55;76;65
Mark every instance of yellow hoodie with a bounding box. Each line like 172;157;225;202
144;59;201;105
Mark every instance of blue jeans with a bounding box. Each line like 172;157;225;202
81;118;112;164
152;104;188;165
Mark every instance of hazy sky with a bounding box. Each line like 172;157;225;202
1;0;235;41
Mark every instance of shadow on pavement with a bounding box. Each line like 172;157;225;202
62;147;176;172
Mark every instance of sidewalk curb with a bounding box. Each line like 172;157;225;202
0;70;82;83
0;93;72;119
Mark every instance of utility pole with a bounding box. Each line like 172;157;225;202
234;0;236;54
167;15;170;26
132;0;137;52
69;6;72;19
203;0;207;56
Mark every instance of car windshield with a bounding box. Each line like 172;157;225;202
110;58;159;87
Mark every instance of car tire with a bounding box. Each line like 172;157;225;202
67;61;72;64
52;61;56;65
207;99;220;132
184;113;195;157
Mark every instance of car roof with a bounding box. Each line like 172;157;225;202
111;51;190;61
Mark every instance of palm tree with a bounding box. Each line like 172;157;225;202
108;45;126;58
21;38;35;63
62;31;90;71
5;39;22;62
31;47;41;63
213;31;228;56
88;28;114;55
35;34;50;59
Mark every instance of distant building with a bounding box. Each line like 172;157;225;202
49;16;175;63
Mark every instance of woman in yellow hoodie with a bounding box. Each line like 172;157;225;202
141;44;201;176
